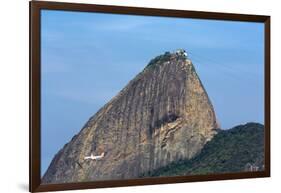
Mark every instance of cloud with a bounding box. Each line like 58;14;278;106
41;61;70;73
63;15;153;32
53;88;120;106
95;19;151;31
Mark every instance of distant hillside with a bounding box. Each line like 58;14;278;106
143;122;264;177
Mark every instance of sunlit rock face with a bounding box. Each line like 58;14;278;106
42;50;219;184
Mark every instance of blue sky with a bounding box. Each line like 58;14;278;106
41;10;264;175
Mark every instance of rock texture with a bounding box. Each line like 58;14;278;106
42;50;219;184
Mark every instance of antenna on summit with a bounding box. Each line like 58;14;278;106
175;49;188;58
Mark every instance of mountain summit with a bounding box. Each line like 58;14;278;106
42;49;220;183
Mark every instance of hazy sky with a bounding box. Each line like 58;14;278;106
41;10;264;175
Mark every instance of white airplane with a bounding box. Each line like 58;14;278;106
84;152;105;161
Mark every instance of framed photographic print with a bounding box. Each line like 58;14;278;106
30;1;270;192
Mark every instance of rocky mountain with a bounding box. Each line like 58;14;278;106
145;122;264;177
42;49;220;184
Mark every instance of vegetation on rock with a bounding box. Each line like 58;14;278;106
143;122;264;177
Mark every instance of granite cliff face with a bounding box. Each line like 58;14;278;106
42;50;220;184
